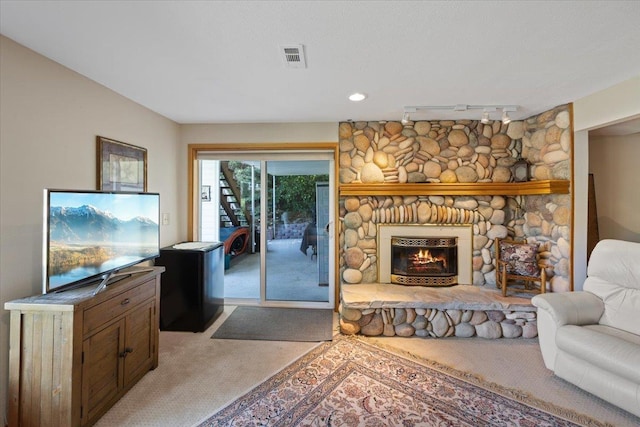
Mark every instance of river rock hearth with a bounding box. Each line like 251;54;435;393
339;284;537;339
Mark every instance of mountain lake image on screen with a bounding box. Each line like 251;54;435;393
43;189;160;293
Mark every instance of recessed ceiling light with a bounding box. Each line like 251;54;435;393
348;92;367;102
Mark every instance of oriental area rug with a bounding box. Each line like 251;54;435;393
197;335;609;427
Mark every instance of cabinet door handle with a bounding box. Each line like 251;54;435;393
119;347;134;358
120;298;130;306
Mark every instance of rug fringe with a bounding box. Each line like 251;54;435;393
348;335;615;427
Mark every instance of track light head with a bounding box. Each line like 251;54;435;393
502;108;512;124
401;111;411;125
480;107;496;124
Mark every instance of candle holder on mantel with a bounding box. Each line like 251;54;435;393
512;158;530;182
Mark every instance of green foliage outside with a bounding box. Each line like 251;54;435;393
275;175;328;222
227;161;327;224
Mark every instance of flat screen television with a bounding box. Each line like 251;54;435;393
43;189;160;293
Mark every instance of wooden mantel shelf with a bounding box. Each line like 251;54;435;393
339;180;570;197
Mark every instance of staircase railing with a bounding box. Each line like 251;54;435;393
220;162;253;227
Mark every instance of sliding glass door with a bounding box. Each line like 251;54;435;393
264;160;331;302
196;151;334;308
200;159;262;300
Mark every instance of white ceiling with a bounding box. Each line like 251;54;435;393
1;1;640;128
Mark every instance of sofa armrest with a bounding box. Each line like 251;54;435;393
531;292;604;371
531;291;604;327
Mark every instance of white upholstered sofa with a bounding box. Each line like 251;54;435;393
532;239;640;417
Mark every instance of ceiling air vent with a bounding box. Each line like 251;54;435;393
280;44;307;68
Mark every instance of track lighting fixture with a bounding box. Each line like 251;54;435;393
401;104;518;124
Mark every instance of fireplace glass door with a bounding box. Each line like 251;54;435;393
391;237;458;286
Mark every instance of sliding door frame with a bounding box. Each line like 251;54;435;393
187;142;340;309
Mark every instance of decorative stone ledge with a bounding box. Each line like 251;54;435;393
340;284;537;339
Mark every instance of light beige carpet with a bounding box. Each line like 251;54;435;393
95;306;640;427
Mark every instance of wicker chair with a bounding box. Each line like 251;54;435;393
495;238;546;297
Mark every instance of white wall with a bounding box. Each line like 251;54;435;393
0;36;184;423
201;160;221;242
180;122;338;144
589;132;640;241
573;75;640;289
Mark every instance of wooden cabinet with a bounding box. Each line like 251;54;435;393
5;267;164;426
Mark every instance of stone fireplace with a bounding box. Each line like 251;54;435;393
337;105;573;339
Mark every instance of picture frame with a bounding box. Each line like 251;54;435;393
201;185;211;202
97;136;147;191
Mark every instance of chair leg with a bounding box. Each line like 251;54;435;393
501;268;508;297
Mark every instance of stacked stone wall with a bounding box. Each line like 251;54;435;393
338;105;573;292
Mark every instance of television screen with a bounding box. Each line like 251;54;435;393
43;189;160;293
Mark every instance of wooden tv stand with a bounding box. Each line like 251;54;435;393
5;266;164;426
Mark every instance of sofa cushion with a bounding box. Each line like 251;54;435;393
584;276;640;336
582;324;640;346
584;240;640;336
556;324;640;384
586;240;640;291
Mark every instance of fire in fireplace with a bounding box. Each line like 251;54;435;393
391;237;458;286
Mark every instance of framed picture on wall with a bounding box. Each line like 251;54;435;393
97;136;147;191
202;185;211;201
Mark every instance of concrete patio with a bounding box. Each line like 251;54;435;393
223;238;329;302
